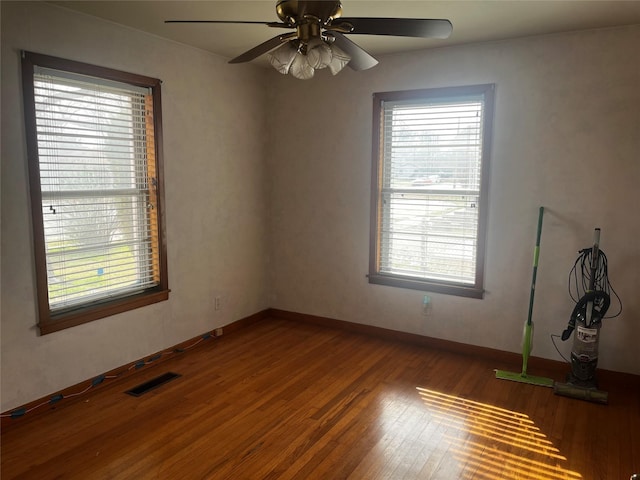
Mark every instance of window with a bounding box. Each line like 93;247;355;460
22;52;169;334
369;84;494;298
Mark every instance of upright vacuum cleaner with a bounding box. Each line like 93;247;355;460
553;228;620;404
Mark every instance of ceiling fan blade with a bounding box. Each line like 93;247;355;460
336;18;452;39
229;32;297;64
165;20;291;29
330;32;378;71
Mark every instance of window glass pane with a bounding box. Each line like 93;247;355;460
383;97;483;191
372;86;492;294
33;71;157;312
379;192;479;284
43;194;154;310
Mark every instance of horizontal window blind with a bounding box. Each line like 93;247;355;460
379;95;485;285
34;69;159;312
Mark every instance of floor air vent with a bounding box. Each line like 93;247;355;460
126;372;181;397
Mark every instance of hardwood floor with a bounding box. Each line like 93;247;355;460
2;317;639;479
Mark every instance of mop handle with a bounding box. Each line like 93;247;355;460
526;206;544;327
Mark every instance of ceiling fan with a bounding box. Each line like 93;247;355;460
166;0;452;79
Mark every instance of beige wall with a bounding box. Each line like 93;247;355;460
1;2;271;411
1;1;639;412
266;26;640;375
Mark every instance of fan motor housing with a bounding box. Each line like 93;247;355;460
276;0;343;25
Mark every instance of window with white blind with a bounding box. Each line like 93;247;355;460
22;52;169;334
369;85;494;298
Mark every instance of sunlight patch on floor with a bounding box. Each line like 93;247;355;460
416;387;583;480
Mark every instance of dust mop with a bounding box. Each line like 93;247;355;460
495;207;554;387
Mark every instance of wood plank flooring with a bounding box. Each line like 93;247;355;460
2;317;639;479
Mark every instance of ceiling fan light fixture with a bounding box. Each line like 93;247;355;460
269;37;350;79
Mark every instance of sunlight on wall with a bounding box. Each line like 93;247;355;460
416;387;583;480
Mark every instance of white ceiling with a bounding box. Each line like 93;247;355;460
51;1;640;66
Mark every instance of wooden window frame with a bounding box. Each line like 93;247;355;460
21;51;169;334
369;84;494;299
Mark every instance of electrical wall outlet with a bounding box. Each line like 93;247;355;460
422;295;432;316
214;296;221;311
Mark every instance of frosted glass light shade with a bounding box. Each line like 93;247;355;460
328;44;350;75
306;38;333;69
290;53;315;79
268;39;351;79
269;42;298;74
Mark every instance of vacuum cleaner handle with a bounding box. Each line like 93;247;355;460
586;228;600;326
589;228;600;292
561;228;605;339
